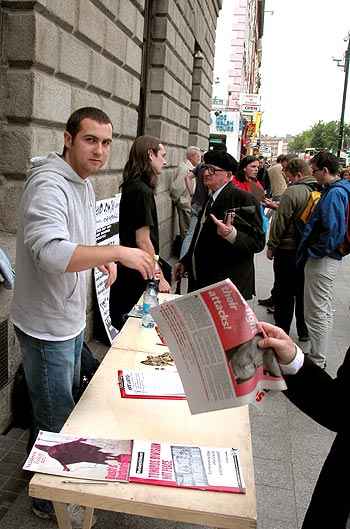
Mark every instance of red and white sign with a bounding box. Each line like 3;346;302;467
239;93;261;114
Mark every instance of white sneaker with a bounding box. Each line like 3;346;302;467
67;504;97;528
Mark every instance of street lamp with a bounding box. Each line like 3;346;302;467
333;33;350;158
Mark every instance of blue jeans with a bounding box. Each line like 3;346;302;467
14;327;84;448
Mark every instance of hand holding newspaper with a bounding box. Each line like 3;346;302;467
151;279;287;414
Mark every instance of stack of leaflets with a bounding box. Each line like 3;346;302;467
118;369;186;400
24;431;245;494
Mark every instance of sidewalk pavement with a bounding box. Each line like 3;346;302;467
0;250;349;529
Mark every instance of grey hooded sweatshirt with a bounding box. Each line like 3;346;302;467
11;153;96;339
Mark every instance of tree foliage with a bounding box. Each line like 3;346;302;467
288;120;350;153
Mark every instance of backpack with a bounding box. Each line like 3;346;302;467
293;182;322;237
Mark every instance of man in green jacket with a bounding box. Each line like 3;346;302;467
267;158;319;340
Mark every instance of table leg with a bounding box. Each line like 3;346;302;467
53;502;73;529
82;507;95;529
53;502;95;529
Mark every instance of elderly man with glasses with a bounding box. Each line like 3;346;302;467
174;150;265;298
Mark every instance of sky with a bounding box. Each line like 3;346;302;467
214;0;350;137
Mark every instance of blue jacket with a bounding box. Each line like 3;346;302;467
297;178;350;264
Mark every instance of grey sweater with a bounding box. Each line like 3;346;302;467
11;153;96;338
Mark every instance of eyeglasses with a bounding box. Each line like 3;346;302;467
203;165;224;175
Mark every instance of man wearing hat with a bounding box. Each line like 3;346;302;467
174;150;265;298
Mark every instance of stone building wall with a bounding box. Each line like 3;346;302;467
0;0;221;431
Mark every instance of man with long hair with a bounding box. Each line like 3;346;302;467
110;135;171;330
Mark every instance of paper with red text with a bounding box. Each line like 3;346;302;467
118;369;186;400
23;431;131;481
129;440;245;493
151;279;286;414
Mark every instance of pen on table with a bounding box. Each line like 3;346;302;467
62;480;109;485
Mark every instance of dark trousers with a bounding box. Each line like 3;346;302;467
273;249;308;337
109;266;146;331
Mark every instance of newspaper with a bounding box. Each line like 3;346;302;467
94;195;121;344
151;279;287;414
23;431;131;481
129;440;245;493
118;369;186;400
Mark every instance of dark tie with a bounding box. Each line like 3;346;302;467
204;194;214;218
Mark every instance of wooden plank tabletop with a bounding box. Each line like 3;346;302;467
30;345;256;528
112;316;170;354
111;293;176;354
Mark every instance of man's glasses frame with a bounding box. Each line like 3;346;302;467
202;164;225;175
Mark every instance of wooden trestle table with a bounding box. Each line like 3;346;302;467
29;294;257;529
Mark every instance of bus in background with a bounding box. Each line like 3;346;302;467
303;148;317;161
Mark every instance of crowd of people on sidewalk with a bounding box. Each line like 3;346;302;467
7;106;350;528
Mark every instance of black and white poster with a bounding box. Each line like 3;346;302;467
94;195;121;344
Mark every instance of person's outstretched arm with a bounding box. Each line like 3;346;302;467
258;322;348;433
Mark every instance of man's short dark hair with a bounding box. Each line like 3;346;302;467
63;107;112;156
286;158;311;177
66;107;112;140
311;150;340;175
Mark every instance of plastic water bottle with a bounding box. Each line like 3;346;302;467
142;280;159;328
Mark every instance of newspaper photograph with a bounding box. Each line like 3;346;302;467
118;369;186;400
129;440;245;493
151;279;287;414
24;431;132;482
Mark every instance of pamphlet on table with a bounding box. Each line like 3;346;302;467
129;440;245;493
118;369;186;399
24;431;245;494
23;431;131;481
151;279;287;414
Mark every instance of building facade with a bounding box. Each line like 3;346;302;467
0;0;222;431
260;135;289;159
210;0;264;158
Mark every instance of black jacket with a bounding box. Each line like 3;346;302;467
182;182;265;299
285;349;350;529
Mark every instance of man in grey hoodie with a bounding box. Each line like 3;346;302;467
10;107;154;521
